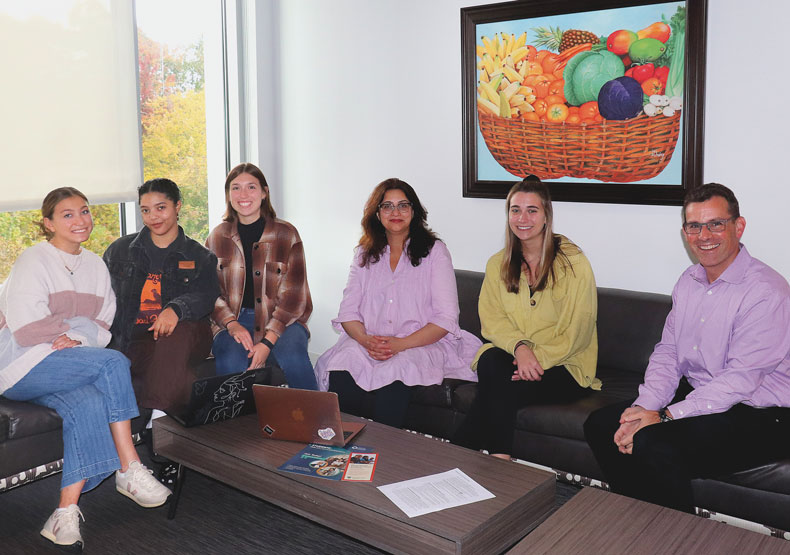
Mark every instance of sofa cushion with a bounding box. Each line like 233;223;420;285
595;365;643;400
597;287;671;376
717;460;790;495
456;270;484;340
516;389;633;442
452;382;478;414
410;383;452;409
0;398;62;442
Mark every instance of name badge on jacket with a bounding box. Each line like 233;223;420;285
179;260;196;270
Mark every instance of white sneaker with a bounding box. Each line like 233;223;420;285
116;460;172;508
40;504;84;552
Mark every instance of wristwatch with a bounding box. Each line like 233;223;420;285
658;407;673;423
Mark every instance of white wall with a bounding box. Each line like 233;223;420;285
259;0;790;355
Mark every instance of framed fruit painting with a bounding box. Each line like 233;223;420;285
461;0;708;205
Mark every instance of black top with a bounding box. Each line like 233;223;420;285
143;232;176;274
237;217;265;309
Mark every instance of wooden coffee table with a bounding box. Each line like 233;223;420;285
509;486;790;554
154;414;555;554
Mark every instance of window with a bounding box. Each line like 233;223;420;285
0;0;238;281
135;0;217;242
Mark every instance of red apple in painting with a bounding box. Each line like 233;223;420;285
607;29;638;56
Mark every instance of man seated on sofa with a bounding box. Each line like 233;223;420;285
584;182;790;513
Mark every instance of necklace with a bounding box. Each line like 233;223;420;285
52;245;82;275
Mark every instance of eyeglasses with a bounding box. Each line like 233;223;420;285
378;201;413;215
682;217;733;234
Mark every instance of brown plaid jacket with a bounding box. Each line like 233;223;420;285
205;218;312;342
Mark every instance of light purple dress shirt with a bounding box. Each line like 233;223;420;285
635;245;790;419
314;241;481;392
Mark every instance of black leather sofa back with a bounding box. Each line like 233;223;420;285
456;269;484;341
597;287;671;375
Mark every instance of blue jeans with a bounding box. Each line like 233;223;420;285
212;308;318;390
4;348;138;492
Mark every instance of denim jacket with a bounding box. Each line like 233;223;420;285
103;226;220;352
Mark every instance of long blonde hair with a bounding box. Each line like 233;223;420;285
501;177;572;293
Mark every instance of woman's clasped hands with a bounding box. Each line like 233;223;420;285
361;334;407;361
512;343;544;381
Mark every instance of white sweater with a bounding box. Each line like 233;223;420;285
0;242;116;393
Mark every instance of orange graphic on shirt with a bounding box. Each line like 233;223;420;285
135;272;162;325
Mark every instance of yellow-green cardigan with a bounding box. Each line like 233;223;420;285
473;238;601;390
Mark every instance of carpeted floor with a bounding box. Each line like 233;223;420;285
0;450;580;554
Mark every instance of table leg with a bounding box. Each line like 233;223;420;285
167;464;186;520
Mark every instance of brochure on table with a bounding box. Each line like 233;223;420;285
278;443;377;482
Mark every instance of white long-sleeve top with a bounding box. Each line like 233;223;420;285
0;241;116;393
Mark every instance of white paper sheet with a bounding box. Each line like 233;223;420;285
377;468;495;518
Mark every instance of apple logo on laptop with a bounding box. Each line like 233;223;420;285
292;408;305;422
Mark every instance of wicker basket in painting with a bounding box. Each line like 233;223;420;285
477;110;681;182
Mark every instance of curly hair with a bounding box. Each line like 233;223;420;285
358;178;437;267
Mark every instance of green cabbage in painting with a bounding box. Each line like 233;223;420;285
563;50;625;106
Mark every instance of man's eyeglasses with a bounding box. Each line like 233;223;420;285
378;201;413;215
682;217;733;235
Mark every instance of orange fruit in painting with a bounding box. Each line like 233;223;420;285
641;77;665;95
523;74;541;88
531;98;548;117
568;106;580;116
542;53;560;74
526;61;544;75
546;103;569;123
544;94;565;106
535;49;551;64
522;111;540;122
534;75;553;98
548;79;565;96
579;101;600;120
526;45;538;61
566;114;582;125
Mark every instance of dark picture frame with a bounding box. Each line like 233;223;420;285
461;0;707;205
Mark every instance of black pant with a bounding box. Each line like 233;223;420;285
455;347;590;455
584;385;790;513
328;371;412;429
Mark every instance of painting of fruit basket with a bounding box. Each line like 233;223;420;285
461;0;708;205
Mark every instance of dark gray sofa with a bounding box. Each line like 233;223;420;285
350;269;790;535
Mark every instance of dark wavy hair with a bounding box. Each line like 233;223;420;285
222;162;276;222
358;178;437;267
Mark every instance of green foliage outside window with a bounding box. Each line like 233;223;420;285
0;30;207;282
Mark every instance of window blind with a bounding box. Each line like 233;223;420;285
0;0;141;211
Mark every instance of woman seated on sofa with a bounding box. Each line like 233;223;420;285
456;176;600;459
206;162;317;390
0;188;171;551
103;178;220;417
314;178;481;428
